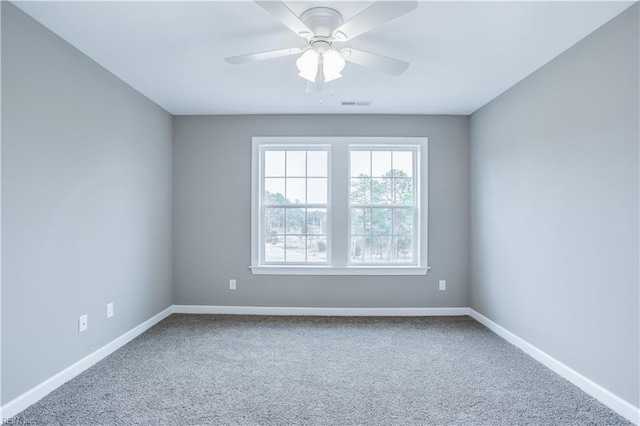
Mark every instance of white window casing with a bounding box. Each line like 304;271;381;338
251;137;430;276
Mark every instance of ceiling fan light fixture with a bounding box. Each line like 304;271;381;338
296;48;344;83
296;49;320;82
315;61;325;85
322;49;345;82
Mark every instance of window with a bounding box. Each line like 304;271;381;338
349;149;416;264
251;137;429;275
262;148;329;263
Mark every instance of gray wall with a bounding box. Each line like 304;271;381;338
5;0;636;412
173;115;470;308
1;3;173;404
470;4;639;406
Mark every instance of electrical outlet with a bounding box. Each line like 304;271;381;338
107;302;114;318
78;314;88;333
439;280;446;291
230;279;236;290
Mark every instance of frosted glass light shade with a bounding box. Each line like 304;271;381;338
322;50;345;82
296;50;319;82
296;48;345;83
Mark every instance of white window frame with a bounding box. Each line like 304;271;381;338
260;145;332;265
348;144;419;266
251;137;429;276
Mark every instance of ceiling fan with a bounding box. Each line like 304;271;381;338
224;1;417;92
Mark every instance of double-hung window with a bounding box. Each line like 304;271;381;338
262;148;329;264
251;137;429;275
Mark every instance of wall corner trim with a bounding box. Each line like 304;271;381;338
172;305;470;316
469;309;640;425
0;306;174;419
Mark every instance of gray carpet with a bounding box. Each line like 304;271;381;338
15;314;631;425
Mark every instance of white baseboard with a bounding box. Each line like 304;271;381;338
172;305;471;316
0;306;174;419
469;309;640;425
3;305;637;425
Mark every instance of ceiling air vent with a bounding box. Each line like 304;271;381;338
341;100;372;107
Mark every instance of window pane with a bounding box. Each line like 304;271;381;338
371;178;392;204
393;151;413;177
394;178;413;205
307;236;327;263
264;151;285;177
285;236;306;262
264;206;285;262
393;208;413;235
264;178;285;204
350;151;370;177
394;236;413;262
371;151;391;177
265;208;284;236
286;178;306;204
306;208;327;234
286;151;306;177
350;236;371;262
371;208;392;235
371;236;392;261
307;178;327;204
307;151;327;177
350;178;370;204
350;208;371;235
285;208;305;233
264;243;284;262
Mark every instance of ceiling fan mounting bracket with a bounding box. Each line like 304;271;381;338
299;7;344;39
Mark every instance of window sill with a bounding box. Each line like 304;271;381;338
249;266;430;276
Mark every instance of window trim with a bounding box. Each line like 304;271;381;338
251;136;430;276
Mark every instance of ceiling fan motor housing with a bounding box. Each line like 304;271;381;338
300;7;344;39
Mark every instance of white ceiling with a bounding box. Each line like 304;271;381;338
14;1;634;115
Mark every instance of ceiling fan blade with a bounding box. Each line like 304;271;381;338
333;1;417;41
224;47;303;65
255;1;313;39
342;48;409;76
